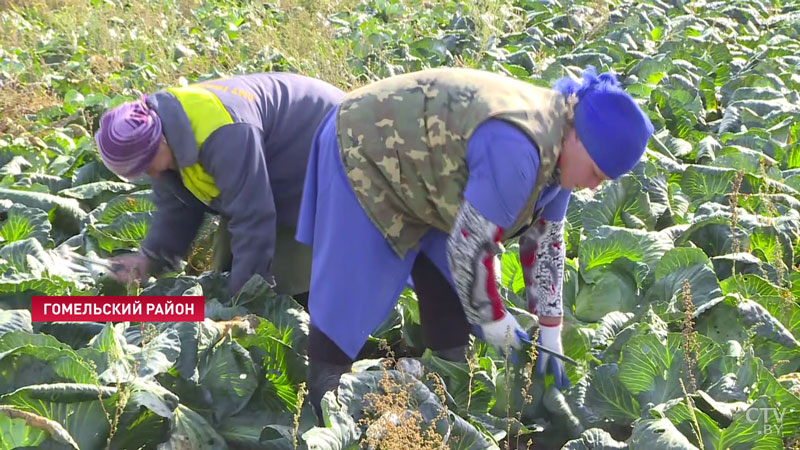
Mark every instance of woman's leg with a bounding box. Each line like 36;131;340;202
307;323;353;424
271;224;313;297
297;106;419;421
211;216;233;272
411;230;472;361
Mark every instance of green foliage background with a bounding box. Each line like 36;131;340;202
1;0;800;448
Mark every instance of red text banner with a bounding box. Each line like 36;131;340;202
31;296;204;322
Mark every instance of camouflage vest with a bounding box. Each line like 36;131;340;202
336;67;573;257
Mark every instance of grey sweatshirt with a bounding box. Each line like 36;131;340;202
142;72;344;292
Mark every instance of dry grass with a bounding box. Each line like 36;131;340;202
293;381;307;450
244;0;363;90
0;0;363;127
358;340;449;450
752;162;795;318
729;170;745;258
467;0;526;63
93;346;140;448
0;0;76;8
757;161;787;281
360;371;449;449
0;82;60;132
510;328;538;450
465;345;478;414
681;279;698;394
679;378;705;450
578;0;613;43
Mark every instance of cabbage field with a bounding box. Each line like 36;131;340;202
2;0;800;448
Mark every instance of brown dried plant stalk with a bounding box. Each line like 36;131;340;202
358;339;448;449
681;279;698;393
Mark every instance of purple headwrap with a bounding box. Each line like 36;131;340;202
95;95;163;178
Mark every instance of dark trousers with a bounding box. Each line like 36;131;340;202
307;253;472;419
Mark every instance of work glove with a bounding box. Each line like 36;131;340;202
473;311;529;355
535;323;570;390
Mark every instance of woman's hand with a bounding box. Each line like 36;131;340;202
108;252;150;284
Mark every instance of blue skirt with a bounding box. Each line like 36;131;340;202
296;106;455;360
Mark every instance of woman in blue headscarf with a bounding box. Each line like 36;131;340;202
295;66;654;422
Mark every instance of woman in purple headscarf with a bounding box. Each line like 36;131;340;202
94;73;344;298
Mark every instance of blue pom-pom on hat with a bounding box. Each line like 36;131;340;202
553;67;655;180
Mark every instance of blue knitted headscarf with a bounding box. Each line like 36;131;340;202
553;67;654;179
